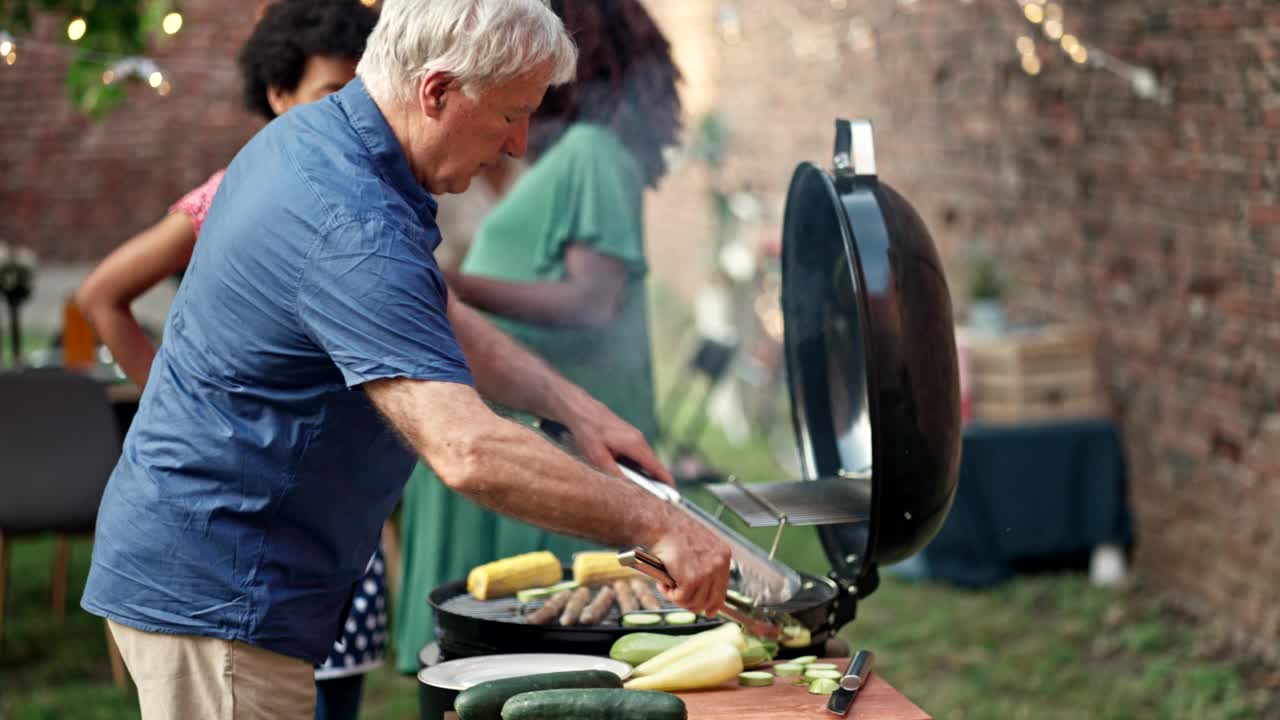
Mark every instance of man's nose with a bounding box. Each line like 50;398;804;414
503;116;530;158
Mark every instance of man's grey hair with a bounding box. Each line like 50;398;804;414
357;0;577;103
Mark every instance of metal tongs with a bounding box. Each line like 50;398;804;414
618;547;792;641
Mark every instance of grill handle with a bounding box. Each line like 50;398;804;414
618;548;784;640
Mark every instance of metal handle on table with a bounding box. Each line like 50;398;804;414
839;649;875;692
617;548;783;640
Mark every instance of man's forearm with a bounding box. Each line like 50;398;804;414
447;292;579;422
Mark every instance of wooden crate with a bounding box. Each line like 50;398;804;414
963;324;1106;423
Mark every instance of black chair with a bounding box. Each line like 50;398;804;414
0;368;128;686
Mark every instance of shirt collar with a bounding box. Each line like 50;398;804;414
335;77;439;227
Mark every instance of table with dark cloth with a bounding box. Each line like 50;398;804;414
917;418;1135;587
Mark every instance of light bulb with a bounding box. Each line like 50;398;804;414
162;12;183;35
68;17;87;41
148;70;163;88
0;40;11;56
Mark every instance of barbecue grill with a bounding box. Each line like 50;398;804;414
419;119;962;718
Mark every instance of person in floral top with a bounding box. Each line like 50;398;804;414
75;3;382;719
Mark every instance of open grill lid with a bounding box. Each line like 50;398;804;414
779;119;962;593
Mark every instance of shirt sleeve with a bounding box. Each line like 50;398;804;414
546;129;647;273
297;217;473;389
169;169;227;236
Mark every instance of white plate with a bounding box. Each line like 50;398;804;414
417;653;633;691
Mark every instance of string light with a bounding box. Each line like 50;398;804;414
1059;33;1079;54
1020;53;1042;76
162;12;183;35
158;80;172;96
1023;4;1044;23
67;17;87;42
4;51;15;66
0;31;13;57
1043;18;1063;39
1069;44;1088;64
1016;35;1035;54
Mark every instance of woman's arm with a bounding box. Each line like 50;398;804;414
74;212;197;388
446;243;629;329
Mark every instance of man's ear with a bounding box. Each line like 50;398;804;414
267;85;292;117
419;70;455;119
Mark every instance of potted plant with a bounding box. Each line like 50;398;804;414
966;250;1007;333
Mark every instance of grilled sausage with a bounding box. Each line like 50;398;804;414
579;586;617;626
558;586;593;626
630;578;661;611
613;579;639;614
524;589;573;625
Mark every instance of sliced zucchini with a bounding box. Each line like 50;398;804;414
664;611;697;625
805;662;839;672
803;670;843;681
737;671;775;687
808;678;840;695
515;580;580;602
790;655;818;665
772;663;805;678
622;612;663;627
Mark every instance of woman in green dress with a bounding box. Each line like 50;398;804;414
393;0;683;674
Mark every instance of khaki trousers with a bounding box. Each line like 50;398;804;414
107;620;315;720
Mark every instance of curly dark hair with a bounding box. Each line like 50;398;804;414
238;0;378;120
529;0;683;188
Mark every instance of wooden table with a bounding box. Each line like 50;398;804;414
676;658;929;720
442;658;929;720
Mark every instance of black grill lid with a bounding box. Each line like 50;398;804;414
780;119;962;592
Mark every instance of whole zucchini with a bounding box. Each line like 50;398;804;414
454;670;623;720
609;632;686;665
501;688;687;720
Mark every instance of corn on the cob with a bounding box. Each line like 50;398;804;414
467;551;562;600
573;551;641;586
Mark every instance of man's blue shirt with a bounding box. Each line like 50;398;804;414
81;78;473;663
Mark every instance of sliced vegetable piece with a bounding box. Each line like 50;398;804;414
808;678;840;695
804;670;843;681
664;611;697;625
772;663;805;678
781;624;812;648
622;613;663;627
737;671;775;687
515;580;579;602
805;663;839;672
740;637;773;668
791;655;818;665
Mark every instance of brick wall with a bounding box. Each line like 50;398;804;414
0;0;262;262
642;0;1280;655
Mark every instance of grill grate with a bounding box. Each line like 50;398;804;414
705;477;872;528
438;585;694;627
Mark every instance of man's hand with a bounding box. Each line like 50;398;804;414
648;514;732;616
555;385;675;487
